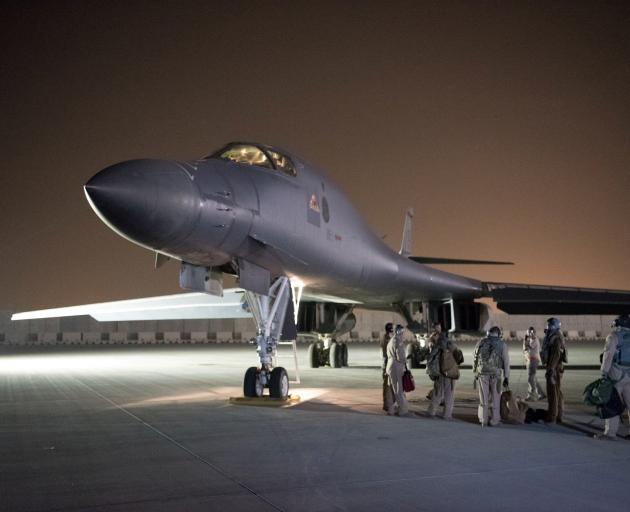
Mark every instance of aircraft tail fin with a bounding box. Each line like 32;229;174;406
399;208;414;257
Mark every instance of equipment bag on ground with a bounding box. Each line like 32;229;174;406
500;390;527;424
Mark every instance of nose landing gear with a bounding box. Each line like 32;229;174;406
242;277;294;399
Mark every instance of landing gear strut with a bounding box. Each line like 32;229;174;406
242;277;293;399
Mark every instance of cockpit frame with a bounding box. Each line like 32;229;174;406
207;142;297;177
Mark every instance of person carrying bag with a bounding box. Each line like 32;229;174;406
426;322;459;420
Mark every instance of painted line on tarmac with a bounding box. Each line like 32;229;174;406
72;376;285;512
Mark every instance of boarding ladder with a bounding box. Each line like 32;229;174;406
274;340;301;384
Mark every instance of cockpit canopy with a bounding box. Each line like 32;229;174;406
207;142;297;177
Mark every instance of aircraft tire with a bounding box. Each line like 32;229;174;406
406;343;421;369
329;341;342;368
244;367;261;397
308;343;320;368
341;342;349;367
269;367;289;399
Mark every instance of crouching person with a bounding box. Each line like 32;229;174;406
473;326;510;426
386;325;410;416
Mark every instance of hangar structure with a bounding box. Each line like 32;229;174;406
2;308;616;346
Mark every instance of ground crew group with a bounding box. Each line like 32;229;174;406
381;314;630;435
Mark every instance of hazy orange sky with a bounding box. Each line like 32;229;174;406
1;1;629;311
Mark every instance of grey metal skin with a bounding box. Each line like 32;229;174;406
85;146;483;309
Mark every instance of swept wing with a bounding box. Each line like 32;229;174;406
485;282;630;315
11;289;252;322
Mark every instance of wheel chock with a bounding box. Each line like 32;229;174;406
228;394;301;407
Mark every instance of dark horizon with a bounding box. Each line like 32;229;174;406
2;1;629;311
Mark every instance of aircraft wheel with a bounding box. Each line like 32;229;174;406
269;367;289;399
341;342;349;367
329;341;342;368
406;343;421;369
244;367;263;397
307;343;320;368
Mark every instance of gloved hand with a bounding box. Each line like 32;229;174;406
502;377;509;389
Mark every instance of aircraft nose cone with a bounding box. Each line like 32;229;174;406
85;159;198;249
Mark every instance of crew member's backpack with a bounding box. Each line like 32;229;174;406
440;349;460;379
476;338;501;375
613;330;630;367
453;347;464;365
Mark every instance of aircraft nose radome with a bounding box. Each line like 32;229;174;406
85;159;198;249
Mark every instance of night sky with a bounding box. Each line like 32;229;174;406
2;1;629;311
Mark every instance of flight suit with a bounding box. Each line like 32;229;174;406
524;334;545;400
427;330;455;419
386;333;409;415
544;331;565;423
380;332;394;412
600;328;630;438
473;336;510;426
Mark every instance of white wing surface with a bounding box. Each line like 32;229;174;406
11;289;252;322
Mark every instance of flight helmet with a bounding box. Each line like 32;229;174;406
545;317;561;333
613;314;630;329
487;326;502;338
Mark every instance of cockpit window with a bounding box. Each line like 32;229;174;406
267;149;297;177
218;144;273;169
209;142;297;177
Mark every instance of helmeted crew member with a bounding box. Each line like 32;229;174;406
427;322;457;420
542;317;566;424
380;322;395;413
523;326;546;401
596;314;630;440
473;326;510;426
386;324;410;416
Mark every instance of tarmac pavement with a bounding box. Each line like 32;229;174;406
1;342;629;512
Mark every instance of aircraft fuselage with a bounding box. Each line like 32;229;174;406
84;143;483;308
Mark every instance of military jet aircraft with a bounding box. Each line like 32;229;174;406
13;142;630;398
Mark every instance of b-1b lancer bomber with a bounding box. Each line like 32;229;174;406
14;142;630;399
